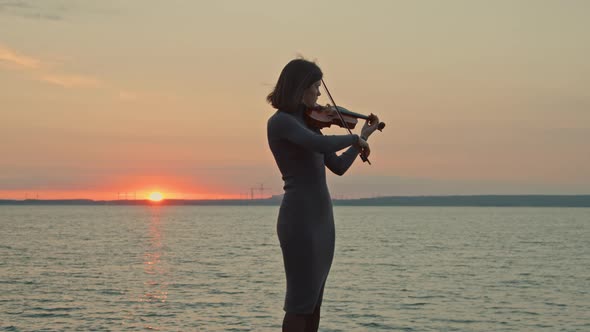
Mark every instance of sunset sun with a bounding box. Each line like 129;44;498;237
148;192;164;202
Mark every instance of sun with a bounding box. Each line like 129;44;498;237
148;191;164;202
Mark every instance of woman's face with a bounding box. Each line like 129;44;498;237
301;80;321;107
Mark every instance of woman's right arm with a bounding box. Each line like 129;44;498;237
268;112;359;153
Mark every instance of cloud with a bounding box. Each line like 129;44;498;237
39;73;101;88
0;43;101;88
0;44;173;99
0;45;40;69
0;0;120;21
0;0;65;21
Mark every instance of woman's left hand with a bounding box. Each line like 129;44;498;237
361;113;380;139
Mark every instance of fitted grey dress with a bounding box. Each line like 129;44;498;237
267;105;360;314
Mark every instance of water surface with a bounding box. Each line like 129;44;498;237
1;206;589;331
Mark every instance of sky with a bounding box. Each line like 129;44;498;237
1;0;589;200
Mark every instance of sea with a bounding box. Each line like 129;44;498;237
1;206;589;331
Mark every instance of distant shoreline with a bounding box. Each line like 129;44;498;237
1;195;589;207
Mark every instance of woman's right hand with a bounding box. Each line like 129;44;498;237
356;137;371;158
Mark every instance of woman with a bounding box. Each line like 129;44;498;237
266;58;380;331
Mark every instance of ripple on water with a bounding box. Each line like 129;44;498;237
0;206;588;331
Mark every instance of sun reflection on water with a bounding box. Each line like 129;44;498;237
141;207;168;303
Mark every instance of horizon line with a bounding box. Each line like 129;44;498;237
1;193;589;202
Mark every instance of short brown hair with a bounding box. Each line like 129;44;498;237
267;58;323;113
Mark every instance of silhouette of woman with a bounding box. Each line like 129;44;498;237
266;58;380;331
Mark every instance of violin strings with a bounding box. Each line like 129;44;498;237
320;78;353;135
321;78;370;164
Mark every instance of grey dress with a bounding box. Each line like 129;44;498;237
267;105;360;314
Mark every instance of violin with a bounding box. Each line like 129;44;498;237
305;104;386;131
308;78;385;165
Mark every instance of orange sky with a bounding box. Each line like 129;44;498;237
1;1;589;200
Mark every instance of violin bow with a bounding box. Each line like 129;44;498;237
320;78;371;165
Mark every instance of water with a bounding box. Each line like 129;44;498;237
1;206;589;331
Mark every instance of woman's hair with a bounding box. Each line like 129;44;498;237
267;58;323;113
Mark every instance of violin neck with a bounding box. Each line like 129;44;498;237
335;106;369;120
